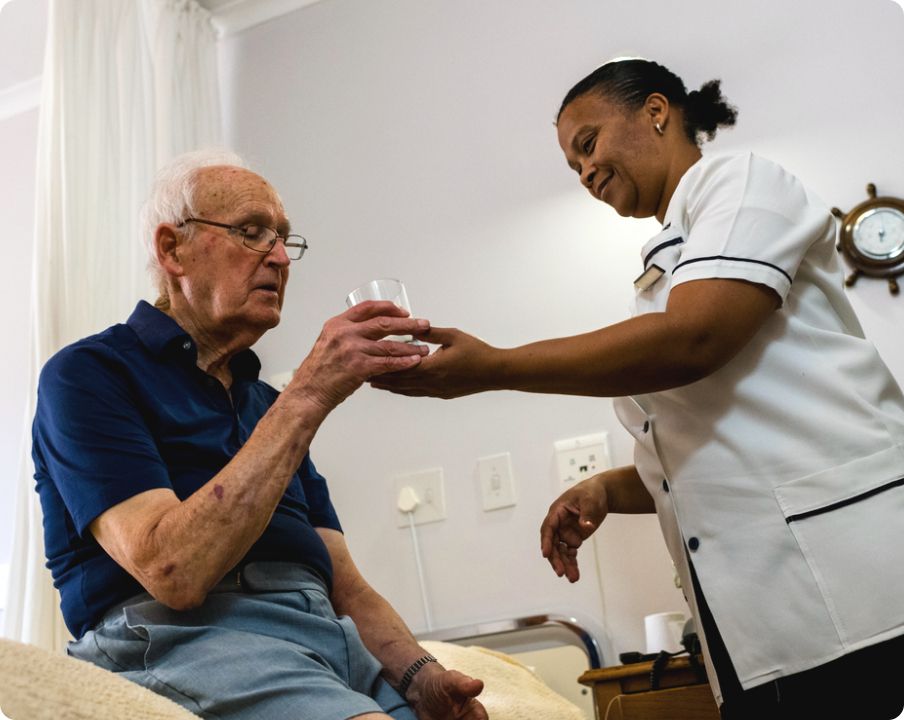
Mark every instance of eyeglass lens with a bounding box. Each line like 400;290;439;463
241;227;306;260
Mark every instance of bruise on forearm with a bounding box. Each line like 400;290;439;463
92;390;329;609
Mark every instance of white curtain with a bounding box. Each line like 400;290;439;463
4;0;221;650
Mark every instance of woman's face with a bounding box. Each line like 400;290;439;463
557;92;669;220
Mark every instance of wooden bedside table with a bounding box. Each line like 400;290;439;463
578;655;720;720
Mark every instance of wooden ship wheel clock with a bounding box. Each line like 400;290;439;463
831;183;904;295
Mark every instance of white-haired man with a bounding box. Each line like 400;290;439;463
32;150;486;720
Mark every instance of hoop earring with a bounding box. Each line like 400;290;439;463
655;122;664;136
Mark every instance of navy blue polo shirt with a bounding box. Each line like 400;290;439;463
32;301;342;639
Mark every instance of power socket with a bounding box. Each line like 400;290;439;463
269;370;293;391
554;432;611;484
393;468;446;527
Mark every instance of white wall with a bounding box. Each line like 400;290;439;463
218;0;904;660
1;0;903;665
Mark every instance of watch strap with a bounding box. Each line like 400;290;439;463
398;653;438;697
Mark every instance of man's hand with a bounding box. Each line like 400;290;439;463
289;300;430;411
406;665;487;720
369;327;500;399
540;474;609;583
319;529;486;720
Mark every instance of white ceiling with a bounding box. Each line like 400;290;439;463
0;0;325;118
198;0;325;35
197;0;242;10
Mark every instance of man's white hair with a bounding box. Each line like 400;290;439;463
139;148;248;298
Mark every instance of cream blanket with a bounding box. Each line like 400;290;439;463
0;636;585;719
421;640;586;720
0;637;198;720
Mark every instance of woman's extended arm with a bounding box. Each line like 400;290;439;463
372;278;779;399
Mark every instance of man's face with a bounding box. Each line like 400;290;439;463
178;166;292;339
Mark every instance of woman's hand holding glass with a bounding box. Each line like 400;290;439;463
368;327;501;399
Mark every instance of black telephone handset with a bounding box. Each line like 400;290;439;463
617;625;705;689
618;622;701;665
682;630;701;655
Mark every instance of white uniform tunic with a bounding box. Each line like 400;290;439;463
613;153;904;700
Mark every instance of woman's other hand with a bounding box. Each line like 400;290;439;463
540;474;609;583
540;465;654;582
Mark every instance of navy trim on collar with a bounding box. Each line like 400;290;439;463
643;237;685;269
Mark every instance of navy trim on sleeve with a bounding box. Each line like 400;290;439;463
673;255;793;284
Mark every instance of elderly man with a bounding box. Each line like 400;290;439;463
32;150;486;720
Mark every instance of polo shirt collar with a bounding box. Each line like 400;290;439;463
127;300;189;356
126;300;262;381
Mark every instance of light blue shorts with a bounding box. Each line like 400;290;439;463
68;562;415;720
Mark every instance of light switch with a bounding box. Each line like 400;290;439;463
477;452;516;511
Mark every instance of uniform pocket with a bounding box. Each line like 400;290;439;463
773;445;904;645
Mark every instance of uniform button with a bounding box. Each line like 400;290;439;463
688;537;700;552
661;479;669;493
182;340;192;350
643;421;650;433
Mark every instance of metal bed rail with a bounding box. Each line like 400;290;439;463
417;613;604;669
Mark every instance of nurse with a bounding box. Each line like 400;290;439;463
373;58;904;719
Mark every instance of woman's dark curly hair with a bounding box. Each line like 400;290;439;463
558;59;738;145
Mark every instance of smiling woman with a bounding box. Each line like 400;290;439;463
371;57;904;720
555;60;737;222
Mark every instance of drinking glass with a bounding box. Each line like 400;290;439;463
346;278;414;342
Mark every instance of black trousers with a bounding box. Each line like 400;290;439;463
690;564;904;720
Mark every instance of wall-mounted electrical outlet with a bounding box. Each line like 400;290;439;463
269;370;293;391
393;468;446;527
554;432;611;484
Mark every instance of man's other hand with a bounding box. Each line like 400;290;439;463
407;665;487;720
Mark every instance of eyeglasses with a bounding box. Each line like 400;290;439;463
178;217;308;261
